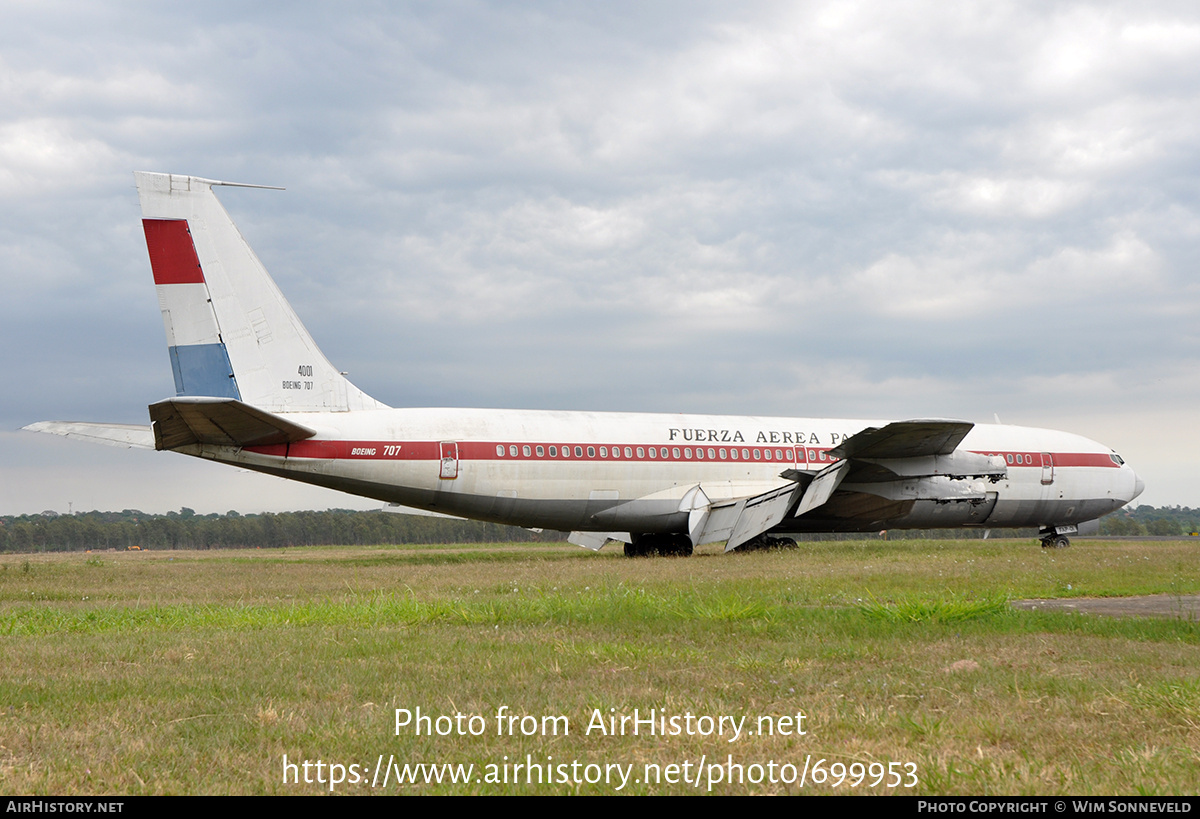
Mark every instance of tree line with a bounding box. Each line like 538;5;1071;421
1;505;1194;553
0;508;555;553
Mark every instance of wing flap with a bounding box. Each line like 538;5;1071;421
723;482;805;552
148;397;317;450
793;460;851;518
682;481;806;552
568;531;632;551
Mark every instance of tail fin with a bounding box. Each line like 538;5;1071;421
135;172;387;413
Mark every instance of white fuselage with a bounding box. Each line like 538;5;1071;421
177;407;1142;535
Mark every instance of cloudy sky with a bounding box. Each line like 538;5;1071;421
3;1;1197;514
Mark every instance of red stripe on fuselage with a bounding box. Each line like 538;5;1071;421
969;451;1118;468
241;441;1119;468
142;219;205;284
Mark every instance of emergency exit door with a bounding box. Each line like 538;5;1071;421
440;442;459;479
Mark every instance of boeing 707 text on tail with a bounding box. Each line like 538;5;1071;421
26;173;1145;555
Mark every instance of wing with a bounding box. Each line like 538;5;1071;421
829;419;972;459
691;419;1008;549
787;418;1008;531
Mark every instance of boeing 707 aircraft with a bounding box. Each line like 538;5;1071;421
26;172;1144;555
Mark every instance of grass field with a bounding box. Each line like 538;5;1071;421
1;538;1197;795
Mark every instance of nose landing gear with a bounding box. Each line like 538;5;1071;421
1039;525;1075;549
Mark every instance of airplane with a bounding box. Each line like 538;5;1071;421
25;172;1145;556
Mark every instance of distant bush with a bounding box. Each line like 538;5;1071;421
0;509;559;553
2;503;1191;553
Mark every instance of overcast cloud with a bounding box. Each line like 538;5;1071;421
2;1;1197;514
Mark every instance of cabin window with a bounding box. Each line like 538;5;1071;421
562;446;571;458
600;446;607;457
743;449;750;459
549;446;557;457
510;445;518;457
624;447;633;458
587;446;595;457
574;446;583;457
522;445;531;457
612;448;620;459
776;450;784;460
635;447;643;458
684;448;693;459
648;447;656;458
753;449;761;460
1016;454;1023;464
536;446;544;457
496;445;505;456
764;450;772;461
1006;454;1013;464
672;447;681;458
719;448;726;459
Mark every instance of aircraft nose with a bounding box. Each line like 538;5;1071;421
1132;471;1145;501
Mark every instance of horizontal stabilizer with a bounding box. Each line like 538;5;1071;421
830;419;973;460
149;397;317;450
23;421;155;450
383;503;469;521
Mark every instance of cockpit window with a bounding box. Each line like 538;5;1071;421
1110;453;1125;465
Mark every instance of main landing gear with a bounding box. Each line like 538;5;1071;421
621;532;802;556
737;534;799;551
624;533;693;557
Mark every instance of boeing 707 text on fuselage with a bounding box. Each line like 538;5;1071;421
26;173;1144;555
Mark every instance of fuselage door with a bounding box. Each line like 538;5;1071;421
1040;452;1054;485
440;441;459;480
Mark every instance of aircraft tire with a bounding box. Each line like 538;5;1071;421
668;534;694;557
626;534;692;557
626;535;662;557
739;535;797;551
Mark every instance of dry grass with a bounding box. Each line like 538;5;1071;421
0;538;1197;794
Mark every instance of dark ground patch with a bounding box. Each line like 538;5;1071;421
1013;594;1200;619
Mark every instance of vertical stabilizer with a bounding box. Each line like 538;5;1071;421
135;172;387;413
